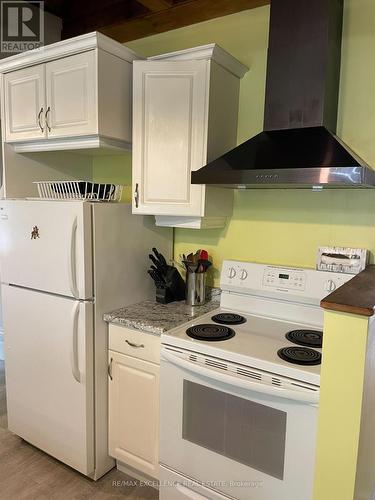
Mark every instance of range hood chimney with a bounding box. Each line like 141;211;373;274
191;0;375;189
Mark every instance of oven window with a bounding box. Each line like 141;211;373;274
182;380;287;480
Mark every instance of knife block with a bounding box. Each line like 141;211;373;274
156;266;185;304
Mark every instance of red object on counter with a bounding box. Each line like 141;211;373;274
200;249;209;261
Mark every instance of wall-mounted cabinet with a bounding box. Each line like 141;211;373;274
132;44;248;229
0;32;141;153
3;64;46;142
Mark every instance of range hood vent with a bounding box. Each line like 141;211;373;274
192;0;375;189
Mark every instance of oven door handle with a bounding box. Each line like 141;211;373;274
161;348;319;405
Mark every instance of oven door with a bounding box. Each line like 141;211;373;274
160;346;319;500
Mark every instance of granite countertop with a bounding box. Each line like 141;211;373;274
104;299;220;336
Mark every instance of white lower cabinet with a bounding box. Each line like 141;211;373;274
108;325;160;480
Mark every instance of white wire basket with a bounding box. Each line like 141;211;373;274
34;181;124;202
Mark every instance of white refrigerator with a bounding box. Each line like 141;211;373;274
0;199;172;479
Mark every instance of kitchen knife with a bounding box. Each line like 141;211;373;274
152;247;168;270
149;269;164;289
148;269;157;283
154;268;166;284
149;254;164;272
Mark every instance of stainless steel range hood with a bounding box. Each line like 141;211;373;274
192;0;375;189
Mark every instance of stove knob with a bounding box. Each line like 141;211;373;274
239;269;248;281
228;267;236;279
324;279;336;292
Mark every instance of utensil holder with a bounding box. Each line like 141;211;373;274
186;271;206;306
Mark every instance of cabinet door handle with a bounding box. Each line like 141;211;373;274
108;357;113;380
125;339;145;349
45;106;51;132
134;183;139;208
37;107;44;132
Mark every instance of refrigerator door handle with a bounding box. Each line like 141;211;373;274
71;301;82;383
69;216;79;299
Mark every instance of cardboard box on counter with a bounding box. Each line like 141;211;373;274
317;246;368;275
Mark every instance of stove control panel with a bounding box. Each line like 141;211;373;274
263;267;306;291
221;260;353;304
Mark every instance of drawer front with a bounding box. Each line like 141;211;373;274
109;324;160;364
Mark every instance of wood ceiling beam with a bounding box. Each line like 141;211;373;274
63;0;270;43
136;0;174;12
62;0;148;38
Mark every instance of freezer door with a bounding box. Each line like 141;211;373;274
0;200;92;299
2;285;95;476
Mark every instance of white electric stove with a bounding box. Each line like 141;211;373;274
159;260;353;500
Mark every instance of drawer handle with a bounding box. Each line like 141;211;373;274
125;339;145;349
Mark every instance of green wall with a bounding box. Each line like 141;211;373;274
93;0;375;284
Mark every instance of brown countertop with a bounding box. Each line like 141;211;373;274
321;266;375;317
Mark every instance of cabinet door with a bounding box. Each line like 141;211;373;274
108;351;159;479
132;60;209;217
3;64;46;142
45;51;97;138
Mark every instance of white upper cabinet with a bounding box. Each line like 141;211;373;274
0;32;140;153
4;64;46;141
132;44;248;229
45;51;97;138
133;60;208;218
